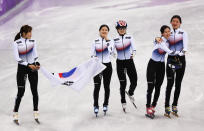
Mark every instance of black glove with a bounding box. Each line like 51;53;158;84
35;62;40;66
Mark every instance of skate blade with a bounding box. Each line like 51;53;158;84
13;120;20;125
133;103;137;109
123;108;127;113
171;112;179;117
35;119;40;124
164;113;171;118
125;91;137;109
145;114;155;119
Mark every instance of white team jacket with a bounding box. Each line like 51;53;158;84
113;34;136;60
13;37;38;66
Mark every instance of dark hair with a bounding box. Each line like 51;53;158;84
170;15;182;23
14;25;32;41
160;25;170;34
99;24;110;31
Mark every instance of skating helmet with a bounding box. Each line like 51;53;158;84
115;20;127;29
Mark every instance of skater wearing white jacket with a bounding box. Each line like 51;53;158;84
164;15;188;117
145;25;182;119
12;25;40;125
91;24;114;117
113;20;137;112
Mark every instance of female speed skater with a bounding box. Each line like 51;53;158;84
145;25;182;119
91;24;114;117
164;15;188;117
12;25;40;125
113;20;138;112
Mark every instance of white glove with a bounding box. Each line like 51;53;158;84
178;52;185;56
173;51;185;56
174;51;181;55
176;51;185;56
179;50;186;56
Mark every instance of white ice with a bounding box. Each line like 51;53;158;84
0;0;204;131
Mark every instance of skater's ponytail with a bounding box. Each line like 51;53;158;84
160;25;170;34
14;32;21;41
14;25;32;41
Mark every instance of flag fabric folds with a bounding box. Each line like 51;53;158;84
40;58;106;91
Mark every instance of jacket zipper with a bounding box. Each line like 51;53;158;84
102;38;104;63
174;29;176;52
25;39;28;62
122;35;126;59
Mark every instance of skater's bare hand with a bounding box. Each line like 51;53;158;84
155;37;163;43
28;65;37;70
